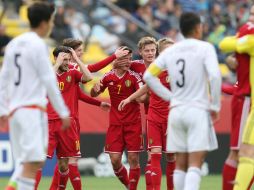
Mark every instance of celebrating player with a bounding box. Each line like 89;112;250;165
91;47;145;190
144;12;221;190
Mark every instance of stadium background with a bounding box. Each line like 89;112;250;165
0;0;251;185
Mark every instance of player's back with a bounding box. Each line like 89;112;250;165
161;38;219;110
3;32;50;111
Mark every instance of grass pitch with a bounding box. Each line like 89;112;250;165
1;175;221;189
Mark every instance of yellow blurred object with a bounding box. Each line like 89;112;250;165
219;64;230;77
19;5;28;22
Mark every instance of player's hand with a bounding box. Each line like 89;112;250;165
61;117;70;131
118;98;131;111
69;48;80;63
114;47;129;58
0;115;8;129
93;82;102;94
113;57;129;69
210;111;219;124
56;52;69;65
100;102;111;112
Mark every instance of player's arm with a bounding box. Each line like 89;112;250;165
36;45;69;119
87;47;129;72
0;53;10;118
143;58;172;101
78;87;101;106
118;84;148;111
69;48;93;82
219;36;237;53
236;35;254;56
204;44;222;113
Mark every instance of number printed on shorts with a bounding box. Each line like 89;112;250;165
176;59;185;88
14;53;21;86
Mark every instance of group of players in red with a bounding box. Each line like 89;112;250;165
4;36;176;190
28;36;175;190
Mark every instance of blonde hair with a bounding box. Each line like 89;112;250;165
137;36;157;50
157;37;174;53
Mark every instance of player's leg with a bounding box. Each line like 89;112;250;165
144;120;152;190
125;122;143;190
5;160;23;190
57;158;69;190
150;149;162;190
68;119;82;190
165;153;175;190
106;124;129;188
109;152;129;188
9;109;47;190
234;109;254;190
223;96;250;190
128;152;141;190
174;153;188;190
69;157;82;190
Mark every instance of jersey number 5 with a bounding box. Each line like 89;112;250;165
14;53;21;86
176;59;185;88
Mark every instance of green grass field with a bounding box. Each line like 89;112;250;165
1;175;221;190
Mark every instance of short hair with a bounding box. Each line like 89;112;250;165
157;38;174;53
53;46;71;57
121;46;132;54
62;38;83;50
180;12;201;37
137;36;157;50
28;2;55;28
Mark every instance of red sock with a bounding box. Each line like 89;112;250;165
247;176;254;190
49;164;59;190
114;165;129;188
129;167;140;190
34;168;42;190
145;161;153;190
166;158;175;190
58;169;69;190
69;163;82;190
151;153;162;190
222;160;237;190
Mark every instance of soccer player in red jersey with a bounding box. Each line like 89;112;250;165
90;47;145;190
219;5;254;190
118;38;175;190
115;37;158;190
46;46;92;190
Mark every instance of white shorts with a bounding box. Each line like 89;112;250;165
9;108;48;163
166;106;218;153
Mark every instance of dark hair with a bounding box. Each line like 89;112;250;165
121;46;132;54
180;12;201;37
28;2;55;28
53;46;71;57
62;38;83;50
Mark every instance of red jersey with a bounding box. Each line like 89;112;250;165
147;71;170;123
100;69;143;125
47;69;83;120
130;60;147;78
235;22;254;97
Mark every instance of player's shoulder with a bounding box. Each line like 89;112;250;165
127;70;142;81
238;22;254;36
131;60;145;65
102;69;115;78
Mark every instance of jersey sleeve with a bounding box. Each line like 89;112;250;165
78;87;101;106
236;35;254;56
133;72;143;90
219;36;237;53
35;43;69;118
99;73;109;92
72;69;84;83
204;44;222;112
0;52;10;116
87;54;116;72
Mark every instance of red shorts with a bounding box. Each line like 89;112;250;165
230;95;250;149
105;122;144;153
47;118;81;159
147;120;167;152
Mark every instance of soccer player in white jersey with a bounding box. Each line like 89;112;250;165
0;2;70;190
143;12;221;190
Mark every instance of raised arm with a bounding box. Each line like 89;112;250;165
219;36;237;53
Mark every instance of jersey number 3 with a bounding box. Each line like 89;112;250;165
14;53;21;86
176;59;185;88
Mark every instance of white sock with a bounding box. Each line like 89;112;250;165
184;167;201;190
17;177;35;190
9;162;23;184
173;169;186;190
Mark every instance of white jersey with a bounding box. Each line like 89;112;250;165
154;38;221;111
0;31;69;118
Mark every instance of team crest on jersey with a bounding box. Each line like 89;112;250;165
125;80;131;87
66;76;72;82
